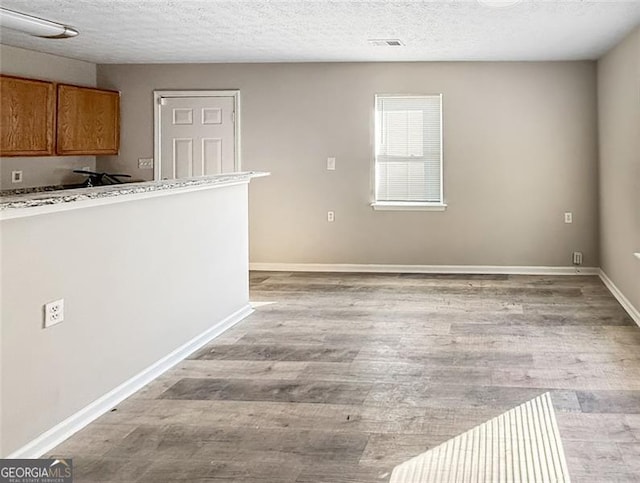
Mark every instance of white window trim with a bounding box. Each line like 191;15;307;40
371;93;445;211
371;201;447;211
153;90;241;181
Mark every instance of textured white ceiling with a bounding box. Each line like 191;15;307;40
0;1;639;64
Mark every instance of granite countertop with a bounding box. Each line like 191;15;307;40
0;184;72;196
0;172;268;214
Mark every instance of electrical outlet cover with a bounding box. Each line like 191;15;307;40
44;299;64;328
572;251;583;266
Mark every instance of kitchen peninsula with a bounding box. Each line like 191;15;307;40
0;171;267;457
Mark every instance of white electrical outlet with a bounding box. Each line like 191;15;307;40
572;251;583;266
564;212;573;224
327;211;335;222
44;299;64;328
138;158;154;169
11;171;23;183
327;157;336;171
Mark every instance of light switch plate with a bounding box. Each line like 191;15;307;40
11;171;23;183
138;158;154;169
327;157;336;171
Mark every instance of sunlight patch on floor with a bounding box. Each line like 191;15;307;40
390;392;570;483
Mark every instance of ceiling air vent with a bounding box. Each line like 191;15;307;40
368;39;404;47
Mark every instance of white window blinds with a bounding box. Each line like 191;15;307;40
375;95;443;203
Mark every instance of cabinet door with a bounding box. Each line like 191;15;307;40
56;84;120;155
0;75;55;156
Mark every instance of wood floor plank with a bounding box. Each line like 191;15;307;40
70;456;152;483
297;361;494;385
576;390;640;414
160;377;373;405
170;359;308;380
136;458;303;483
364;384;582;412
103;424;369;465
239;319;452;336
562;440;638;483
354;348;535;368
617;443;640;476
191;344;360;362
491;362;640;390
556;412;640;443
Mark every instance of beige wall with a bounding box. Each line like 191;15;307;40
98;61;599;267
597;27;640;312
0;45;97;190
0;184;250;456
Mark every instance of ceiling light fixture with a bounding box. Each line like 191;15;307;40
477;0;522;8
0;8;78;39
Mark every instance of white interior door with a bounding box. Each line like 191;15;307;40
159;96;236;179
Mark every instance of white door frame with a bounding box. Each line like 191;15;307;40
153;90;241;180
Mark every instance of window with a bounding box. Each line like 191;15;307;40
373;94;445;210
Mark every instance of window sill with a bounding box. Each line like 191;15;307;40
371;202;448;212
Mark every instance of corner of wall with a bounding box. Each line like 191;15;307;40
595;25;640;316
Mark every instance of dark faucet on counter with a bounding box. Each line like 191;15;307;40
73;170;132;187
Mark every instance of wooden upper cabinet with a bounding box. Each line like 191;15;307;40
56;84;120;155
0;75;55;156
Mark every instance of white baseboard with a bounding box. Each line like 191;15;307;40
250;263;600;276
6;304;253;459
599;270;640;328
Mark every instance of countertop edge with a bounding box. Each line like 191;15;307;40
0;172;270;221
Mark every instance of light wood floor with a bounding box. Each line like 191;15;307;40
51;273;640;482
